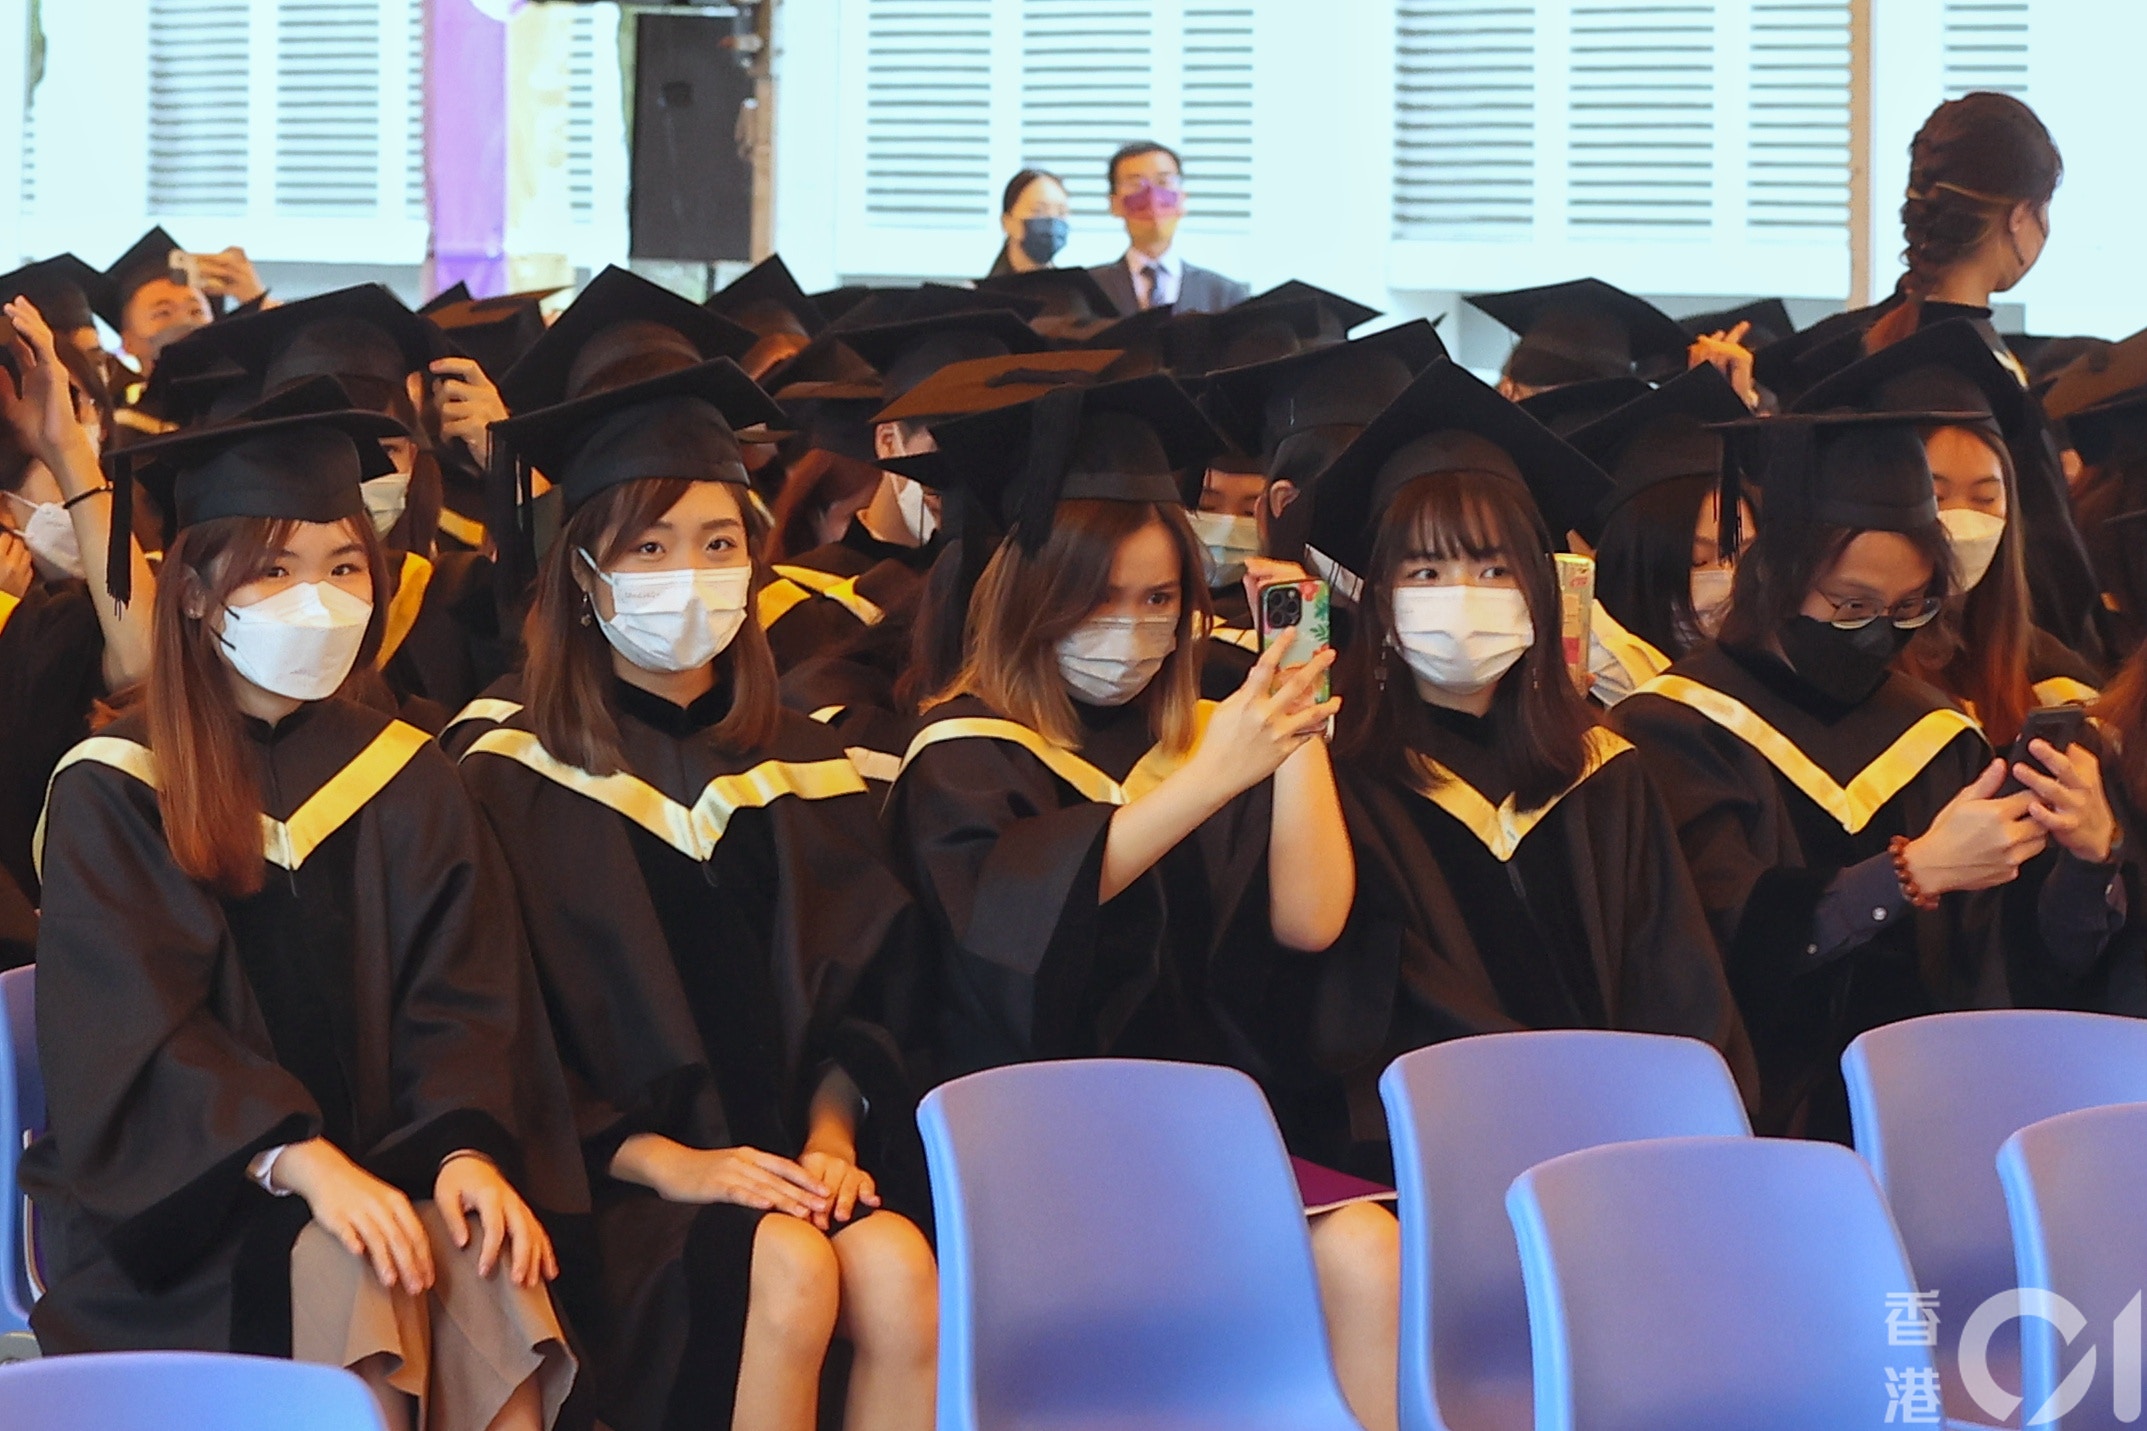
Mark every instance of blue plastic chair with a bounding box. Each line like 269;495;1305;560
1844;1011;2147;1427
919;1058;1363;1431
1508;1135;1938;1431
0;1350;385;1429
0;965;38;1334
1997;1101;2147;1431
1378;1031;1750;1431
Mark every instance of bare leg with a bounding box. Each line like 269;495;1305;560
731;1214;842;1431
830;1212;938;1431
482;1374;544;1431
351;1354;417;1431
1308;1202;1401;1431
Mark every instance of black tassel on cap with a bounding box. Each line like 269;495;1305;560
1013;385;1087;553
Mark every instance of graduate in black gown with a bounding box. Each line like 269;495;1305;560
2043;332;2147;661
704;255;826;384
1301;361;1750;1172
1609;412;2047;1139
449;356;936;1431
0;299;156;913
1466;278;1693;401
1569;364;1754;706
27;386;584;1431
2033;647;2147;1013
188;286;520;730
883;375;1403;1431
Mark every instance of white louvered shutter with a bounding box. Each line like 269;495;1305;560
1942;1;2028;95
566;8;599;222
147;0;252;217
862;0;997;228
1177;4;1253;234
274;0;382;216
1565;2;1714;232
405;0;426;220
1393;1;1537;238
1745;1;1850;233
1020;0;1154;221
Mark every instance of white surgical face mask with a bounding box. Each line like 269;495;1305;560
1390;585;1534;696
219;581;373;701
1187;510;1261;589
1689;565;1736;638
582;553;753;674
359;473;412;539
1939;507;2006;592
1056;614;1178;706
3;488;86;582
892;475;938;544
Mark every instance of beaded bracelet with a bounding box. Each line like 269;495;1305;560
1889;835;1941;911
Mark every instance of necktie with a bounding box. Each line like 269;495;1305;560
1141;262;1163;310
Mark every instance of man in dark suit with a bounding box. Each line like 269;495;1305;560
1086;141;1250;316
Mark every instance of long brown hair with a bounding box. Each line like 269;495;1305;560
937;499;1209;753
765;446;880;562
523;476;783;775
1867;91;2062;352
2096;641;2147;816
1895;425;2036;742
1333;468;1597;810
148;513;388;897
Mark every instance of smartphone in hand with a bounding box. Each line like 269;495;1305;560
1255;577;1331;702
1997;704;2089;797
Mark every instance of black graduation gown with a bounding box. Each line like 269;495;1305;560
0;579;107;909
1304;708;1750;1172
1609;642;2005;1139
760;519;943;673
375;549;509;733
449;676;922;1431
24;699;588;1356
885;688;1282;1084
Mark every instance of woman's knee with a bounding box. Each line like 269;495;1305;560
830;1213;938;1347
750;1213;842;1347
1309;1202;1401;1299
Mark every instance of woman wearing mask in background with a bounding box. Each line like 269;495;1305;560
1569;365;1755;706
885;378;1397;1431
1610;412;2043;1140
985;169;1071;279
449;358;937;1431
1304;363;1749;1177
0;298;156;918
28;387;583;1431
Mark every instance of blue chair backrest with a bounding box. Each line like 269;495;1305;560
0;1349;385;1429
1379;1031;1750;1431
1998;1101;2147;1431
1844;1010;2147;1423
1508;1135;1937;1431
918;1058;1360;1431
0;965;38;1332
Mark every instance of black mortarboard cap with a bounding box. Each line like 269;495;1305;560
838;308;1050;405
418;281;474;316
807;286;874;325
1467;279;1690;387
1568;363;1747;534
1163;297;1334;379
1200;320;1447;458
135;329;257;426
761;331;882;396
1516;375;1654;437
2042;327;2147;463
197;285;450;415
706;255;826;340
826;284;1044;336
2007;334;2106;390
498;265;758;413
101;375;405;602
0;255;106;334
1710;409;1975;558
975;268;1126;341
1308;359;1613;581
1234;281;1382;340
425;288;561;381
1680;298;1797;350
873;348;1122;426
1793;318;2026;439
98;227;187;329
1078;305;1178;377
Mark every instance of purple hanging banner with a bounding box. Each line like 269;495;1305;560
424;0;512;299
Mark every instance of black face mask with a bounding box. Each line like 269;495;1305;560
1778;614;1914;707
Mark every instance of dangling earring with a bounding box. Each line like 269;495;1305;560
580;593;594;627
1376;644;1389;691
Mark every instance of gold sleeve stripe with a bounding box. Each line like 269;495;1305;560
1639;673;1980;835
1409;726;1634;861
435;509;487;549
895;702;1218;807
757;577;815;629
0;589;18;640
462;728;866;861
809;705;846;724
2031;676;2100;708
374;550;434;669
34;721;433;877
769;564;886;627
443;697;526;734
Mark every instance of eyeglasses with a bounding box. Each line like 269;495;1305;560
1812;591;1944;631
